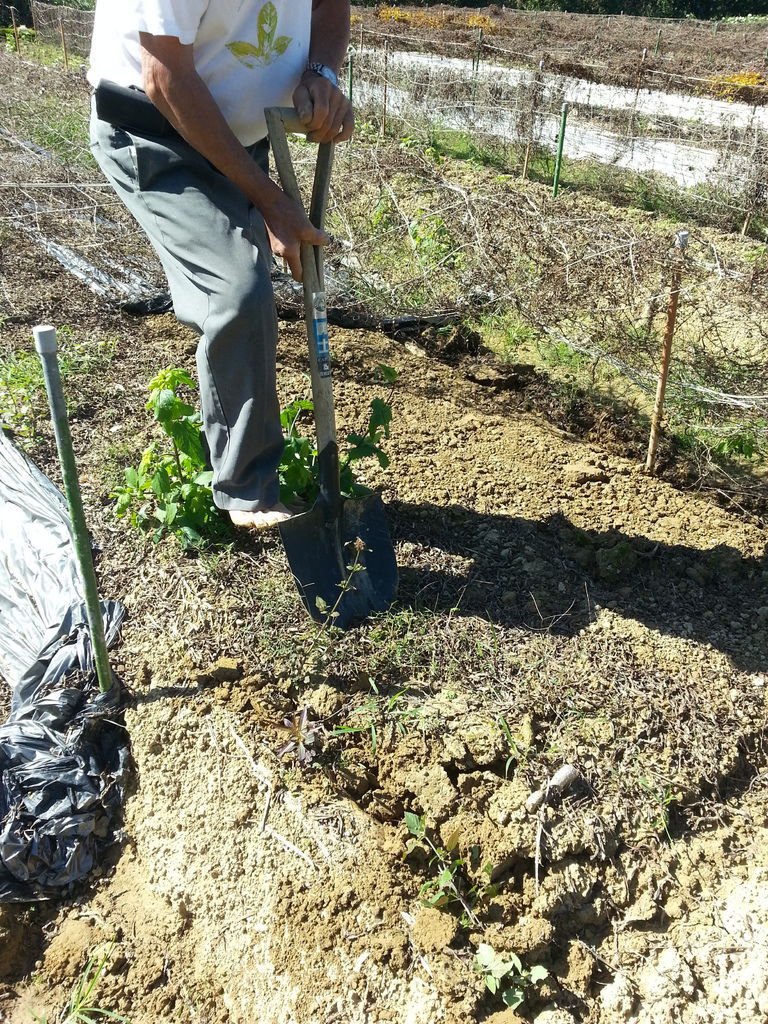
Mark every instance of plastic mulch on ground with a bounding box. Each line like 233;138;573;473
0;428;129;902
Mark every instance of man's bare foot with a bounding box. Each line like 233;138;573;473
229;503;294;532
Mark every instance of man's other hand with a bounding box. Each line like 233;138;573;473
293;71;354;144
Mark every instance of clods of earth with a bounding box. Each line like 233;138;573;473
1;306;767;1023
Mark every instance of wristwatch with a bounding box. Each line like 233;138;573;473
306;62;338;88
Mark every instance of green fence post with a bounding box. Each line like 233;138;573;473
552;101;569;199
33;324;114;694
347;50;353;104
654;27;661;56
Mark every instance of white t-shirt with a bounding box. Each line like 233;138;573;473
88;0;312;145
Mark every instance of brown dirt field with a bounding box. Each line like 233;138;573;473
356;5;768;101
1;43;768;1024
1;291;767;1022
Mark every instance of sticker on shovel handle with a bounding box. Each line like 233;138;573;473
311;292;331;379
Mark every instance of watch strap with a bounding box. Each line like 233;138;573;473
306;62;339;88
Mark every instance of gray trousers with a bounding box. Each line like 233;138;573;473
90;113;283;512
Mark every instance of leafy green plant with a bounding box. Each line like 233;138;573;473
112;368;228;551
404;813;497;926
114;369;394;549
280;394;392;507
474;942;548;1010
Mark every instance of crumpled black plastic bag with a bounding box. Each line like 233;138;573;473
0;430;130;902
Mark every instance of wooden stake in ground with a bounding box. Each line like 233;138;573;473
59;14;70;71
10;7;21;56
645;230;689;475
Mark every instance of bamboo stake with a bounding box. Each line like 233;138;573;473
10;7;21;57
521;141;532;181
645;231;688;475
474;27;483;74
59;14;69;70
522;59;545;179
347;51;353;104
33;325;113;694
470;28;483;108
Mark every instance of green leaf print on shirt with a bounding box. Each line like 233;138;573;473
227;1;292;69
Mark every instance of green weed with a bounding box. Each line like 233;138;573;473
6;32;88;69
474;942;548;1011
539;339;591;372
24;97;91;169
638;776;679;841
674;420;767;462
404;813;497;927
33;940;129;1024
0;330;115;441
332;679;421;755
408;211;461;270
421;129;511;173
2;24;35;53
0;350;46;439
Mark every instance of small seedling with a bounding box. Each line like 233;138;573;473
34;941;129;1023
474;942;548;1010
314;537;367;624
331;678;420;756
404;814;498;926
373;363;399;385
277;708;324;766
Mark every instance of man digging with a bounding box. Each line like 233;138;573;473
88;0;353;530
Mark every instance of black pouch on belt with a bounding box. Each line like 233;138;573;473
94;80;178;138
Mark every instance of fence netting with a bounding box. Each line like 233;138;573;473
30;0;92;57
1;17;767;505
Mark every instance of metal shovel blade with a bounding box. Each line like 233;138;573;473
279;491;398;630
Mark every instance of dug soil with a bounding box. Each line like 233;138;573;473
1;296;767;1023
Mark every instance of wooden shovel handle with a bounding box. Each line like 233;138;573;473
265;107;336;454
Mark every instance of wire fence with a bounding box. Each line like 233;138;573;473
24;4;767;230
350;27;768;234
1;28;767;505
30;0;92;57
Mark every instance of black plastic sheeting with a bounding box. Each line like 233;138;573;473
0;430;129;902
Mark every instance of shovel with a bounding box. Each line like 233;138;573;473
265;107;398;629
